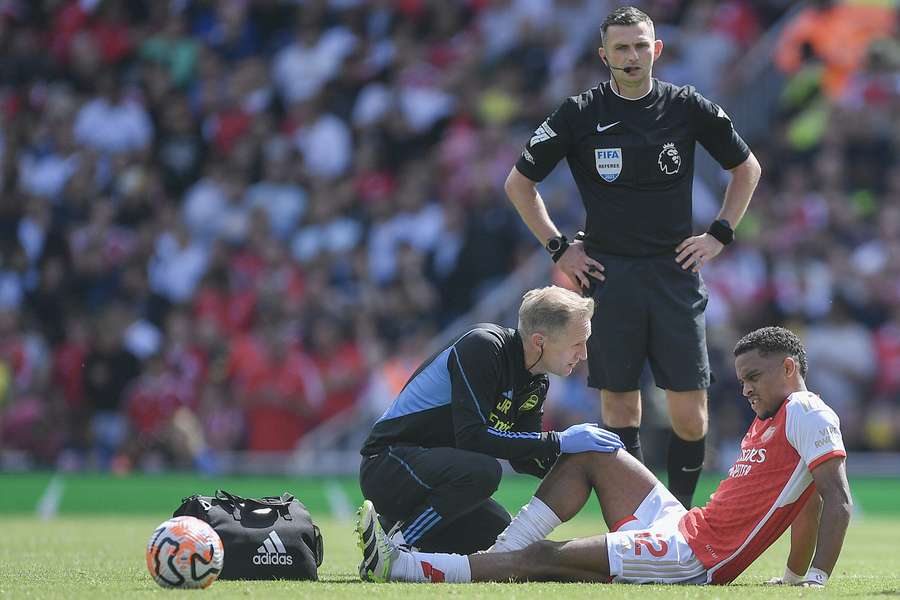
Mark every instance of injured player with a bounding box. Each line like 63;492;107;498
356;326;852;586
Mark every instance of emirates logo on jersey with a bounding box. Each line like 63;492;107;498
729;447;767;478
760;426;778;443
737;448;768;463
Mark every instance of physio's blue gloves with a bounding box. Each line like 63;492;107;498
558;423;624;454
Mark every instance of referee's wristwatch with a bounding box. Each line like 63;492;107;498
545;235;569;262
707;219;734;246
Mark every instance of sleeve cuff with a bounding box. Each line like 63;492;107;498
808;450;846;472
721;148;751;170
513;160;548;183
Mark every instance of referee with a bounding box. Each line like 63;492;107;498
504;6;761;508
359;286;623;554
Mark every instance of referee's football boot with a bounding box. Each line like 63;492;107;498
356;500;398;582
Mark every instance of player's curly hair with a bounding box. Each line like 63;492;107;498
601;6;654;43
518;286;594;338
733;326;808;379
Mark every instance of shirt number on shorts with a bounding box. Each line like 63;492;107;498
633;532;669;557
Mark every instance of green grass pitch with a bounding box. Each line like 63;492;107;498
1;514;899;598
1;473;899;598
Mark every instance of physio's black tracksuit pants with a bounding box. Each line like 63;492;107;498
359;445;511;554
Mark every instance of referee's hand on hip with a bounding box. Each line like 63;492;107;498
675;233;724;273
556;241;605;290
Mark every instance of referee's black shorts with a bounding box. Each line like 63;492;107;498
584;251;710;393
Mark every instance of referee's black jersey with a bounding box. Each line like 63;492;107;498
515;79;751;257
361;324;560;476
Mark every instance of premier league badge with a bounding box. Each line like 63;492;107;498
657;142;681;175
595;148;622;182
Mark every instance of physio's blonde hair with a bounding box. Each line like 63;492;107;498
517;286;595;338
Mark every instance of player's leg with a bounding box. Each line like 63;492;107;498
358;497;610;583
539;451;656;525
491;450;657;552
646;256;711;508
471;536;611;582
584;253;649;462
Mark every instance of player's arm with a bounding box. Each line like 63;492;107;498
717;152;761;230
677;93;762;272
505;168;604;291
803;456;852;586
504;168;562;252
788;491;822;576
767;491;822;584
507;102;604;290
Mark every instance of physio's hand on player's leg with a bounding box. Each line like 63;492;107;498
559;423;624;454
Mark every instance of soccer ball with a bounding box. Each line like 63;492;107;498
146;516;224;589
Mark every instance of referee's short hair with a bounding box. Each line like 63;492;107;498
518;286;594;338
733;326;809;379
601;6;654;44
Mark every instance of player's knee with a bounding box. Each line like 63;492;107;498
556;451;595;473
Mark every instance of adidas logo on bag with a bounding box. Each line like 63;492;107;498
253;531;294;566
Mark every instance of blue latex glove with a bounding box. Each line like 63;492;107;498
559;423;624;454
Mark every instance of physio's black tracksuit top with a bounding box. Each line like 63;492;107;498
361;324;560;477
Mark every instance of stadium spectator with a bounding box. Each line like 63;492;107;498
0;0;897;472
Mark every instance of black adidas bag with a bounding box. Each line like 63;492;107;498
174;490;324;580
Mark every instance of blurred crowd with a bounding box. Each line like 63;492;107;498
0;0;896;474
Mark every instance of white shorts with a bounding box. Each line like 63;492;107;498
605;483;708;584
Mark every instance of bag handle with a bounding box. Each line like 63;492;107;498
313;524;324;566
215;490;293;521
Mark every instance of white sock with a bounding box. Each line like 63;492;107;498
488;496;561;552
391;549;471;583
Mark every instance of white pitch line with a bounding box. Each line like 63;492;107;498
324;480;353;520
36;474;64;520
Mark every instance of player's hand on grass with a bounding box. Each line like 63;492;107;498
675;233;724;272
796;568;828;587
559;423;624;454
556;241;605;292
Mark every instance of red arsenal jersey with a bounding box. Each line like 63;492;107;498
679;391;846;584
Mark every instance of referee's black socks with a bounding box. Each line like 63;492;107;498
667;432;705;509
607;426;643;463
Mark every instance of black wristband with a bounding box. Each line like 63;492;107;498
707;219;734;246
545;235;569;262
551;244;569;263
